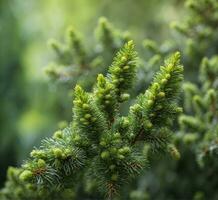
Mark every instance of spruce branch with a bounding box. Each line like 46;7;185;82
67;27;87;68
45;17;129;91
108;40;138;102
129;52;183;149
1;42;183;200
95;17;130;52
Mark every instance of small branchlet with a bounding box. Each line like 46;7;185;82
108;40;138;102
130;52;183;152
94;74;117;120
67;26;87;67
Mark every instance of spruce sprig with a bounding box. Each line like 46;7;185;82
129;52;183;150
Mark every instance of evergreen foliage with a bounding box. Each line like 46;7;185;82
45;17;129;91
145;1;218;199
171;0;218;77
176;56;218;199
1;0;218;199
0;42;183;199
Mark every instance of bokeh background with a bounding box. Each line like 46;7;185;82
0;0;184;187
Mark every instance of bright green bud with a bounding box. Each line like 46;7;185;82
105;100;110;104
75;85;83;93
161;79;168;84
172;149;180;160
22;163;30;169
123;65;130;70
84;114;91;119
64;149;71;157
122;118;130;127
149;113;155;117
30;150;37;157
80;118;86;122
121;56;127;63
112;79;119;84
176;107;183;113
167;63;173;71
145;120;153;128
83;121;89;125
118;148;125;154
147;100;154;107
119;78;124;82
100;141;107;146
82;104;89;109
19;170;33;181
37;159;46;168
158;92;165;98
73;135;81;142
53;148;63;158
127;40;134;46
153;83;160;90
30;150;45;158
111;174;118;181
183;133;198;144
165;74;171;79
53;130;62;139
105;94;111;99
91;117;97;122
114;138;121;144
120;93;130;101
114;68;121;73
101;151;110;159
129;133;134;139
122;146;131;154
73;100;82;106
130;104;141;113
168;145;180;160
114;132;121;139
99;17;107;26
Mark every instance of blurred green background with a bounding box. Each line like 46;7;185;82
0;0;184;187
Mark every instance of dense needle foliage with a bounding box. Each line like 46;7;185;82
1;0;218;199
0;42;183;199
